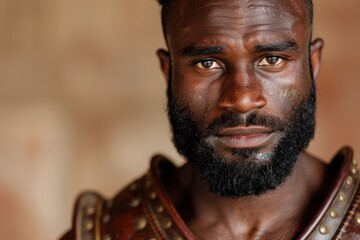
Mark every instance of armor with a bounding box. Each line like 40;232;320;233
60;147;360;239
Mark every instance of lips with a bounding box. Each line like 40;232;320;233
213;126;274;149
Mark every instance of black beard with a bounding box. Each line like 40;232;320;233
167;80;316;198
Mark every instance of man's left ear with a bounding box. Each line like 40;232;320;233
310;38;324;80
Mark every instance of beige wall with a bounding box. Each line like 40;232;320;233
0;1;359;239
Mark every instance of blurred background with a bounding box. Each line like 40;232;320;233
0;0;359;239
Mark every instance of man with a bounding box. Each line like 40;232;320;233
60;0;360;239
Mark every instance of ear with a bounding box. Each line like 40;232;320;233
156;49;171;83
310;38;324;80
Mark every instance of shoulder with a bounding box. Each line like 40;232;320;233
59;155;181;240
59;176;151;240
335;151;360;239
299;147;360;239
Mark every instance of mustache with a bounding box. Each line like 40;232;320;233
204;112;288;137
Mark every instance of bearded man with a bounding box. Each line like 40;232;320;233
60;0;360;239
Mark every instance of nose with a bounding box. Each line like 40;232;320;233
218;70;267;113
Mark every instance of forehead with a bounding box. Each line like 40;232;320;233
166;0;309;51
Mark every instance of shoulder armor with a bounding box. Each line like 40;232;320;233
298;147;360;239
72;191;107;240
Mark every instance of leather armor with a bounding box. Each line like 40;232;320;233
60;147;360;239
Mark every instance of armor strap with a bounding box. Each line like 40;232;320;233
297;147;359;239
72;192;106;240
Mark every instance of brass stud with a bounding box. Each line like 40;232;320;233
353;159;358;166
102;214;111;224
102;235;112;240
130;183;137;191
145;179;152;187
351;167;358;175
84;220;94;231
162;218;172;229
339;192;346;203
106;200;113;208
347;176;354;186
356;214;360;225
156;205;164;213
86;206;96;215
319;225;329;234
129;198;141;208
173;236;183;240
330;210;337;218
149;191;157;200
136;218;147;230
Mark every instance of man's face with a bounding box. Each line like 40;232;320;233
159;0;322;197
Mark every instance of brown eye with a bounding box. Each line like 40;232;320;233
258;56;285;66
195;60;222;69
266;56;279;65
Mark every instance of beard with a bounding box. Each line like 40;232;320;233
167;77;316;198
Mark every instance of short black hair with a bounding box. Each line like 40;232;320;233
157;0;313;39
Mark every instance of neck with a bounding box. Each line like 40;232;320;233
173;151;326;239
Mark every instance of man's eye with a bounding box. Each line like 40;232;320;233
258;56;285;66
195;60;222;69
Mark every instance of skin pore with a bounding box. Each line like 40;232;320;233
157;0;325;239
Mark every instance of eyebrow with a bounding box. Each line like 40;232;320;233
181;40;298;56
255;40;299;53
182;46;225;57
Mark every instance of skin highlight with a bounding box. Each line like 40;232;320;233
156;0;325;239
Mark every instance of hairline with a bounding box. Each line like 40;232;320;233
157;0;313;43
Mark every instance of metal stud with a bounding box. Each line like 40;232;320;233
319;225;329;234
149;191;157;200
330;210;337;218
129;198;140;208
351;167;358;175
86;206;96;215
145;179;152;187
156;205;164;213
106;200;113;208
102;214;111;224
347;176;354;186
353;159;358;166
130;183;137;191
136;218;147;230
84;220;94;231
339;192;346;203
356;214;360;225
162;218;172;229
102;235;112;240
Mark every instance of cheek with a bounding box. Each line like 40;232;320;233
260;60;312;114
171;69;209;113
172;69;222;128
279;88;301;110
261;79;308;117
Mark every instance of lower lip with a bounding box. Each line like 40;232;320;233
214;133;273;149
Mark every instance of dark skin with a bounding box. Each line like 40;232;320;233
157;0;326;239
